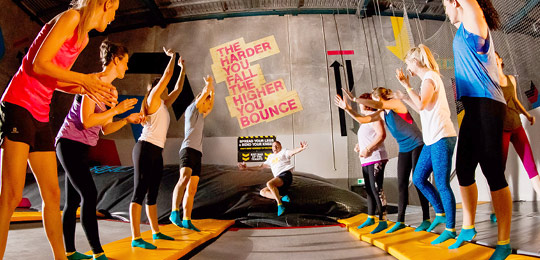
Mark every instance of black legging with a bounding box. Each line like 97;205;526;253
56;138;103;254
363;161;387;220
456;97;507;191
131;140;164;205
397;145;430;222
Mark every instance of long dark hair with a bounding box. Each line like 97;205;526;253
100;39;128;68
477;0;500;30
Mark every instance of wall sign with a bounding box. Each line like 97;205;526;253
237;135;275;162
210;36;303;129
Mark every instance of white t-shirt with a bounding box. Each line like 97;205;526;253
357;117;388;165
264;149;294;177
139;101;170;148
419;71;457;145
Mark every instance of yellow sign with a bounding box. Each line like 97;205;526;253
210;36;303;129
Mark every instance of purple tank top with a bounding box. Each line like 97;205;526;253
56;95;103;146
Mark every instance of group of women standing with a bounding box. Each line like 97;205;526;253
0;0;536;260
335;1;538;260
0;0;214;259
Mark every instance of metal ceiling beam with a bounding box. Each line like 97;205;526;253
92;8;360;35
138;0;167;28
36;4;69;18
11;0;44;26
359;0;371;17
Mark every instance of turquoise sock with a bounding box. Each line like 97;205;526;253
131;238;157;249
169;210;182;227
281;195;290;203
182;219;201;232
414;220;431;232
386;222;406;233
153;232;174;240
490;213;497;223
370;221;388;234
489;244;511;260
67;252;92;260
93;254;108;260
357;217;375;229
427;215;446;232
431;230;457;245
449;227;477;249
277;204;286;216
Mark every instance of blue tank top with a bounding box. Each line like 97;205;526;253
453;23;504;104
384;110;423;153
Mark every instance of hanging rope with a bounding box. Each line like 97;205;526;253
321;14;338;171
285;15;296;164
410;0;426;43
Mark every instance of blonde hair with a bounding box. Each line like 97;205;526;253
405;44;440;73
371;87;393;101
70;0;115;43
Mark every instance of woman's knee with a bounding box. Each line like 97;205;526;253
412;172;426;188
0;189;23;208
179;173;192;185
41;185;61;204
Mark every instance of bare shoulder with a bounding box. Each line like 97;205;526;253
50;9;81;27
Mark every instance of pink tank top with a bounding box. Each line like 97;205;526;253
2;21;87;122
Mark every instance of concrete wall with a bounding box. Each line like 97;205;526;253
2;2;539;202
0;1;41;88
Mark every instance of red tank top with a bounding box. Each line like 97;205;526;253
2;21;87;122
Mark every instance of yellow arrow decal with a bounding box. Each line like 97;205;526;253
386;17;411;61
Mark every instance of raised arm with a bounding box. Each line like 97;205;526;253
164;56;185;108
196;76;213;108
203;90;215;118
509;75;535;125
396;68;436;111
33;10;115;106
146;48;176;115
287;141;308;157
343;87;407;113
80;95;137;129
334;94;382;123
456;0;490;39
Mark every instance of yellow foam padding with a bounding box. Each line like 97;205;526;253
11;208;81;223
10;212;42;222
342;214;539;260
338;214;369;229
91;219;234;260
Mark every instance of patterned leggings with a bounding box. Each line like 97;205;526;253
362;161;387;220
413;137;457;229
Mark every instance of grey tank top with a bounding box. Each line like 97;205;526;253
181;102;204;153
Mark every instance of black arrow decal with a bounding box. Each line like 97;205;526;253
331;61;347;137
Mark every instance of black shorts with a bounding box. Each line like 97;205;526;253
0;102;54;152
276;170;293;195
179;147;202;177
